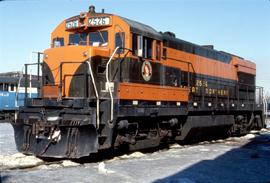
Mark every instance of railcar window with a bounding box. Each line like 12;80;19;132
53;37;64;47
69;33;87;45
10;84;15;91
1;83;8;91
89;31;108;47
115;32;125;54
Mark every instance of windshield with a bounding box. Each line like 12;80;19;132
69;33;87;45
89;31;108;47
67;31;108;46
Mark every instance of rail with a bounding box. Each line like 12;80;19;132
20;53;43;122
24;57;43;102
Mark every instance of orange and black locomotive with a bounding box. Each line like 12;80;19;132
13;5;265;158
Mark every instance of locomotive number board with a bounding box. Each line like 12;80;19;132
88;17;110;27
66;20;79;29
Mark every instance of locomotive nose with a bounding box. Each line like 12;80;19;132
43;46;110;98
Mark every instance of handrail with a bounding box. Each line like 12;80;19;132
62;73;88;98
263;97;267;116
166;56;196;73
166;56;195;88
87;48;100;128
59;61;85;99
14;68;24;122
15;67;24;108
106;47;120;122
24;62;43;102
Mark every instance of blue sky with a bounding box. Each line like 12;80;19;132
0;0;270;93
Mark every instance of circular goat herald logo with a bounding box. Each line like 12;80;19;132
141;61;152;81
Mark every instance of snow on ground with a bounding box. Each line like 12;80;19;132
0;123;17;155
0;122;270;183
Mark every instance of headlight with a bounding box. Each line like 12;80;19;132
47;116;60;121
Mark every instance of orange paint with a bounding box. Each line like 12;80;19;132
43;10;256;100
232;57;256;75
164;48;238;80
118;82;189;102
42;85;59;98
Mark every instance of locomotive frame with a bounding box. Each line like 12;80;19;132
13;5;265;158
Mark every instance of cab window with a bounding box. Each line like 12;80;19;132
89;31;108;47
69;33;87;45
115;32;125;53
53;37;64;47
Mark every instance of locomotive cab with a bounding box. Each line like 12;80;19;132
43;7;128;99
42;6;170;100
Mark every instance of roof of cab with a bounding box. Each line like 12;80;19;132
121;17;162;40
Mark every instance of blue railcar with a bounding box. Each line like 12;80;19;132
0;73;38;122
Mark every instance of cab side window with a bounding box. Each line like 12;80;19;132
115;32;125;53
53;37;64;47
132;33;138;54
90;31;108;47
